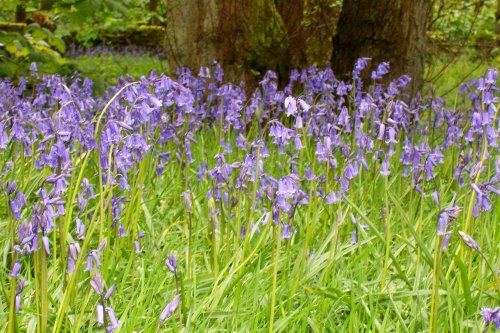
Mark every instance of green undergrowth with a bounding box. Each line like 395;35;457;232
73;53;169;94
425;51;500;98
0;58;498;333
2;126;497;332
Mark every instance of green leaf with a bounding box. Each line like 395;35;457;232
450;252;473;312
48;35;66;53
6;40;30;58
25;24;50;41
0;62;19;77
0;31;23;44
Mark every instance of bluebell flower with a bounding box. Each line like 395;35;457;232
159;294;180;324
15;280;26;313
371;62;390;80
105;307;121;332
458;231;481;253
9;260;21;278
166;253;177;273
481;307;500;329
96;304;104;326
282;223;293;239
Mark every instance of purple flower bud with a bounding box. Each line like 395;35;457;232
458;231;481;253
350;230;358;244
486;185;500;196
470;183;483;196
485;68;498;85
15;280;26;313
282;223;293;239
325;191;339;205
42;235;50;255
91;250;102;267
9;199;22;220
7;181;17;196
118;224;126;238
378;123;386;141
77;194;88;212
181;191;192;212
293;136;303;150
134;240;141;254
250;222;261;234
284;96;297;116
481;307;500;329
432;190;439;206
354;57;371;77
98;239;107;252
380;159;390;176
480;195;492;212
298;98;310;112
441;233;451;249
15;294;21;313
415;184;425;196
371;62;390;80
9;260;21;278
159;294;180;324
17;280;26;294
469;163;484;180
385;127;397;144
69;243;79;261
30;62;37;76
295;116;303;129
197;162;208;181
437;212;448;236
96;303;104;326
443;205;462;219
105;307;121;331
104;284;115;301
166;253;177;273
305;168;315;181
90;273;105;296
68;258;75;274
262;211;271;225
272;206;280;223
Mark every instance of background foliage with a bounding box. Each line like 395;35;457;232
0;0;498;92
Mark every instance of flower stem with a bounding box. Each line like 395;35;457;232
269;223;280;333
429;235;442;333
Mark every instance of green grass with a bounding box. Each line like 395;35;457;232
72;53;169;93
71;50;499;99
0;55;498;332
4;127;497;332
424;51;500;98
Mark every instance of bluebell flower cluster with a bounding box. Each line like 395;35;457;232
0;59;498;329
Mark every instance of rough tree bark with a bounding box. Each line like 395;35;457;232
15;5;27;23
496;0;500;45
40;0;53;11
276;0;306;69
148;0;159;12
332;0;432;96
164;0;288;87
302;0;341;66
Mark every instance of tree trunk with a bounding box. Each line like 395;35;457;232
164;0;288;87
148;0;159;12
497;0;500;23
303;0;341;66
496;0;500;46
276;0;306;69
15;4;27;23
332;0;432;96
40;0;53;11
